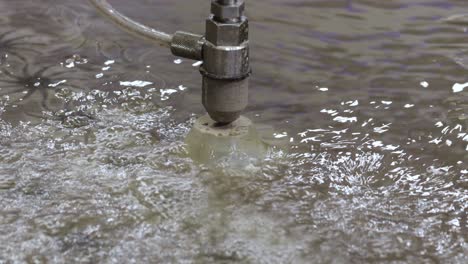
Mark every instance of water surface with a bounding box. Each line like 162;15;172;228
0;0;467;263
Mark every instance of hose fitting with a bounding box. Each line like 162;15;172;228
170;31;205;61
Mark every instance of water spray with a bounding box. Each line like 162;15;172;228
90;0;266;163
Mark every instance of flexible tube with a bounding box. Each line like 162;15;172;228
89;0;173;47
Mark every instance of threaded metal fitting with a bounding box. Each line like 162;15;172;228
170;31;205;61
211;0;245;22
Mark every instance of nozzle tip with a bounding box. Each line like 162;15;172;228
207;110;241;125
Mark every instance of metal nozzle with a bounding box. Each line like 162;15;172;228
201;0;250;124
170;0;250;124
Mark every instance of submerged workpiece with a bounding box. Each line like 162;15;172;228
90;0;250;124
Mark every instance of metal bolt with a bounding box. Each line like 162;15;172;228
211;0;245;23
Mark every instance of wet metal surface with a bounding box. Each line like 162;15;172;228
0;0;467;263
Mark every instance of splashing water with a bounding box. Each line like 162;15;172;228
0;0;467;263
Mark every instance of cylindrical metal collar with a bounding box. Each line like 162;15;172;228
217;0;240;5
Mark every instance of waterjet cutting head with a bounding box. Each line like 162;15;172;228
90;0;250;125
200;0;250;124
170;0;250;124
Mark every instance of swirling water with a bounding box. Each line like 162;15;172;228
0;0;467;263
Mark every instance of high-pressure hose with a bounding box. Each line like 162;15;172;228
89;0;250;125
89;0;173;47
89;0;205;61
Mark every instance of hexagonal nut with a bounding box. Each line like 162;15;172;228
211;1;245;20
206;17;248;46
